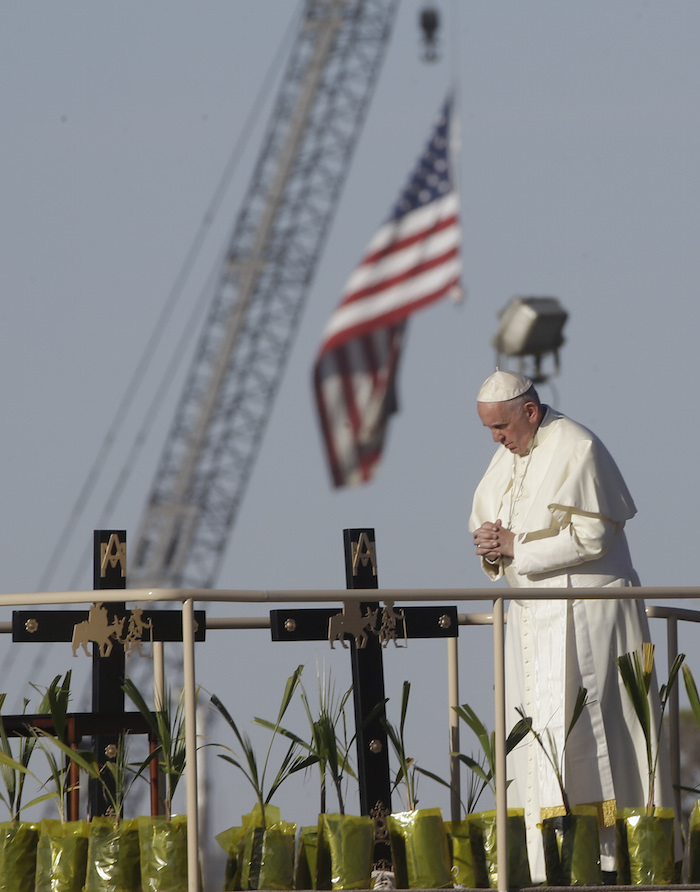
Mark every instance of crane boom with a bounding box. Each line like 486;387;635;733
132;0;398;588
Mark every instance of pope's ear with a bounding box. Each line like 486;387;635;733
523;400;539;422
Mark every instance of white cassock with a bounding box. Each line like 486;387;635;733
469;407;674;880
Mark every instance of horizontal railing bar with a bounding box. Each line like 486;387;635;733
0;606;688;634
205;616;270;629
204;611;502;631
646;604;700;622
2;586;700;608
458;611;496;625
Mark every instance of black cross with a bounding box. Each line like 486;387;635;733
11;530;206;817
92;528;126;815
269;528;457;864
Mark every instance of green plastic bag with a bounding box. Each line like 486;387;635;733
247;823;296;890
216;825;245;891
387;809;452;889
294;825;319;890
469;808;531;889
35;819;89;892
316;813;374;891
687;800;700;883
84;817;141;892
615;806;675;885
445;819;476;888
540;806;601;886
238;806;296;891
0;821;37;892
138;814;188;892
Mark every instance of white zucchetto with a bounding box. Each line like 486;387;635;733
477;370;533;403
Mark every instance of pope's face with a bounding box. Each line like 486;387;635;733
477;399;540;456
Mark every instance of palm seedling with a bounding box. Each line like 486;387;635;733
0;675;77;822
28;671;77;822
123;677;187;821
36;731;156;824
452;702;531;814
681;662;700;805
617;643;685;816
515;687;589;816
0;673;78;822
382;681;451;812
255;663;356;815
0;693;43;823
210;664;309;827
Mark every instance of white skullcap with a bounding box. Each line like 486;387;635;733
477;370;533;402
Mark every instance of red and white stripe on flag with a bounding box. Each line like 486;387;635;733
314;97;461;487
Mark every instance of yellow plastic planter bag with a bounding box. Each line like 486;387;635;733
387;809;452;890
687;800;700;883
469;808;531;889
445;819;476;888
239;814;296;890
540;806;601;886
35;819;90;892
615;806;675;886
84;818;141;892
216;825;245;891
0;821;38;892
316;813;374;891
138;815;188;892
295;825;319;890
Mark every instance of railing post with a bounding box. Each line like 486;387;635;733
183;598;200;891
448;636;460;822
667;616;681;821
153;640;165;711
493;597;508;892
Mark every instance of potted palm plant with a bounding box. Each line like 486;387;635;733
123;677;190;892
25;672;91;892
0;682;64;892
452;702;531;889
383;681;453;890
616;643;684;885
679;663;700;881
41;730;156;892
515;688;602;886
210;665;306;891
255;665;365;891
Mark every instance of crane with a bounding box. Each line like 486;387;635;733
131;0;399;588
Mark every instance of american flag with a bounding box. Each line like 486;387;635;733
313;97;461;487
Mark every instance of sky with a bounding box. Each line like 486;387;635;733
3;0;700;884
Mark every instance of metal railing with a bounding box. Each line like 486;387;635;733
1;585;698;891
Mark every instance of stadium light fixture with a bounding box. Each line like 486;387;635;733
492;296;568;383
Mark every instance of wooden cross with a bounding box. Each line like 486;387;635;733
270;528;458;865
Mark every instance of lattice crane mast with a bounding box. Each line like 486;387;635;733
132;0;398;588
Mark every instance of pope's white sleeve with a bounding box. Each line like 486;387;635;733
513;513;619;576
480;555;505;580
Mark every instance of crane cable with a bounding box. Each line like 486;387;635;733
8;4;305;710
35;3;304;595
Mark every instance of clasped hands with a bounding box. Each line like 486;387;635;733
473;519;515;562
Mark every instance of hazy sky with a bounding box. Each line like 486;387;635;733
2;1;700;882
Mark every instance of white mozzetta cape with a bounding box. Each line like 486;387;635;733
469;408;673;879
470;407;638;585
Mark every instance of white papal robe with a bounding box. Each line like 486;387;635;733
469;407;673;879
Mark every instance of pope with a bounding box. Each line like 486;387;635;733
469;369;674;881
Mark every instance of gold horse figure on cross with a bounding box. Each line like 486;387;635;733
328;601;378;649
71;603;126;658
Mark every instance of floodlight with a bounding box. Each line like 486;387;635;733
492;296;568;383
